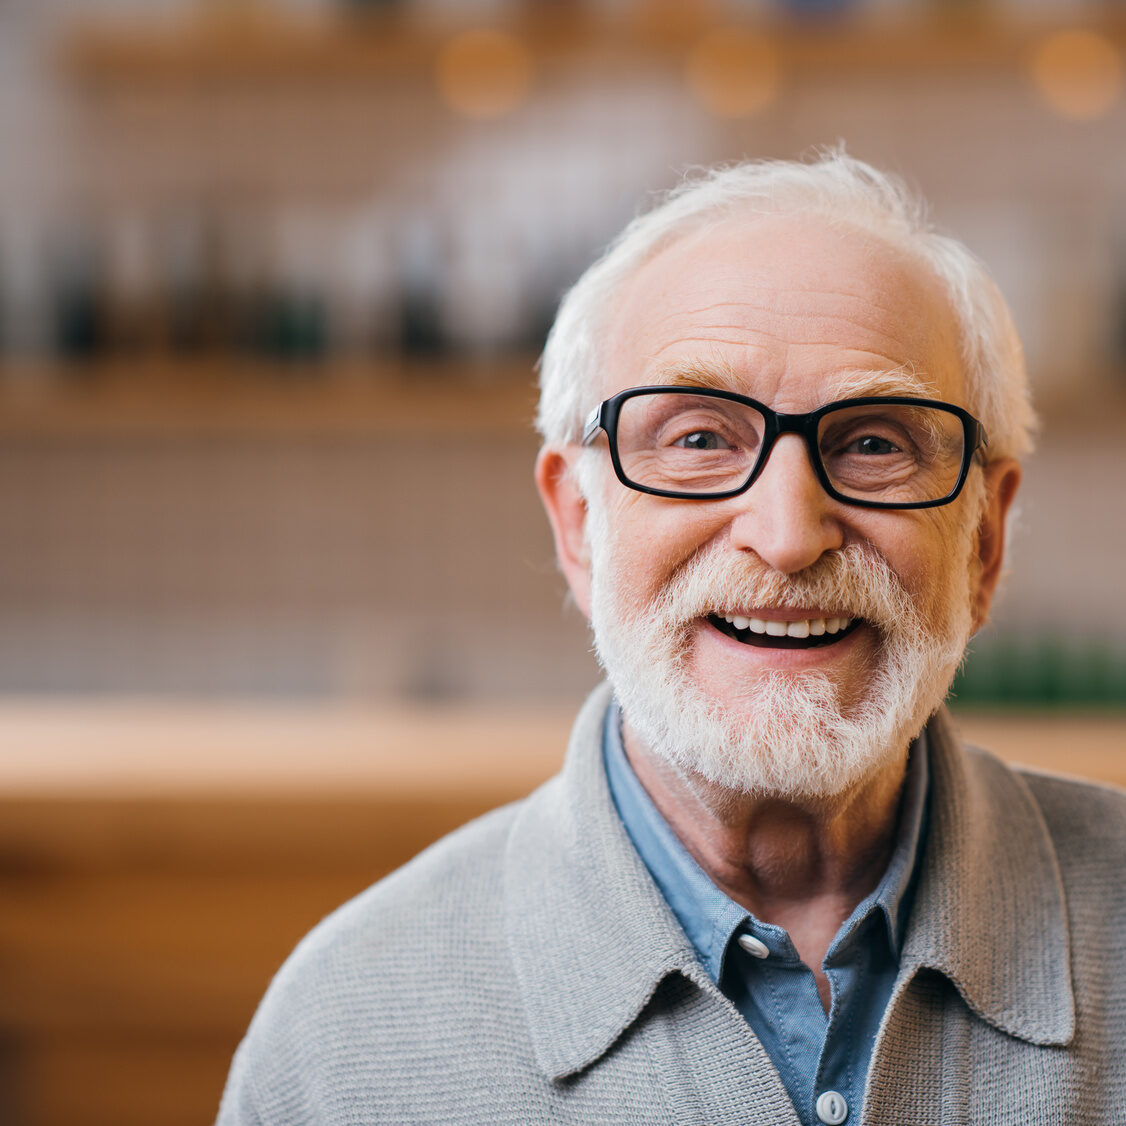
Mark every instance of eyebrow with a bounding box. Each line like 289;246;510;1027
647;360;939;401
826;366;939;400
650;358;741;391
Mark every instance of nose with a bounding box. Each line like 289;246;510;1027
727;434;845;574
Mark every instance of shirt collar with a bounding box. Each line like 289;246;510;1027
603;700;930;979
842;720;930;960
602;701;747;980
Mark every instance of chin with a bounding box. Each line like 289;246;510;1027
611;650;956;802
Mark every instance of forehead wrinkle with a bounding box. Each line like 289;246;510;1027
795;318;936;366
643;340;935;402
650;305;928;359
683;286;921;328
648;329;923;375
649;333;786;358
688;283;947;351
658;283;905;313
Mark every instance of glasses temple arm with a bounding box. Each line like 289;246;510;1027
972;422;989;464
581;406;602;446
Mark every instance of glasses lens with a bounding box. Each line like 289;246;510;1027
614;392;765;495
817;402;966;504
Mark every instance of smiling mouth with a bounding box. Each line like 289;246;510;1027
707;613;862;649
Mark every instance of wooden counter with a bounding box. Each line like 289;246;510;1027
0;701;1122;1126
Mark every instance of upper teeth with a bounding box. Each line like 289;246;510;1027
721;613;853;638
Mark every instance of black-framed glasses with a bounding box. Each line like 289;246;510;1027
581;386;987;510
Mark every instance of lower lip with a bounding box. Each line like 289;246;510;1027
698;615;868;669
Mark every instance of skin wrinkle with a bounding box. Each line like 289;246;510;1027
647;288;928;325
687;784;905;898
637;277;955;368
648;315;918;343
653;358;936;403
640;246;926;311
645;297;908;323
647;336;780;359
646;330;933;372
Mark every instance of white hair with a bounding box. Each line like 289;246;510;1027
537;149;1036;462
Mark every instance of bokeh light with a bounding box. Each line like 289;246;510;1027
1029;28;1123;122
684;27;780;119
435;29;533;120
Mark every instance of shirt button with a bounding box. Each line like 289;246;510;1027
737;933;770;959
815;1091;848;1124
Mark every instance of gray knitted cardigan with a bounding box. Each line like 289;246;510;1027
218;685;1126;1124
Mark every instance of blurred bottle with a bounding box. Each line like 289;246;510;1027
214;203;271;355
773;0;864;17
412;0;508;19
261;206;329;362
104;211;159;355
48;222;105;361
397;213;447;357
336;0;405;13
159;209;218;354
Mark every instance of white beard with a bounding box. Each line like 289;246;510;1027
586;501;976;802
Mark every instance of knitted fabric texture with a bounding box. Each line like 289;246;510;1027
218;684;1126;1125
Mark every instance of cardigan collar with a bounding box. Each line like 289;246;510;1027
504;685;1075;1081
503;684;709;1080
900;707;1075;1046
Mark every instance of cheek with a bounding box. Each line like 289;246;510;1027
856;512;958;614
900;519;978;626
618;506;732;603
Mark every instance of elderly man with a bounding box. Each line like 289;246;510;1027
218;154;1126;1125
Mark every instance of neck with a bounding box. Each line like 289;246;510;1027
622;722;910;1005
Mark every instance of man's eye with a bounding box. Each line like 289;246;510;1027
673;430;730;451
849;435;900;455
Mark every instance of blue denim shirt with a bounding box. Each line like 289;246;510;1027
603;703;929;1126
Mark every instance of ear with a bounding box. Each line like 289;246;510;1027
535;446;593;619
970;457;1022;633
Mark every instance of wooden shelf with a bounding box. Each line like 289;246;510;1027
2;699;1123;799
60;7;1126;86
0;357;540;437
0;698;574;800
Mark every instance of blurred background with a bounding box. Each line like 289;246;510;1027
0;0;1124;1123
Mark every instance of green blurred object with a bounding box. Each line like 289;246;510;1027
336;0;403;12
951;633;1126;710
259;290;328;360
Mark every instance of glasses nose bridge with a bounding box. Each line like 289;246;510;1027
753;408;821;483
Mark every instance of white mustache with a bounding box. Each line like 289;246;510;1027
650;543;918;637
